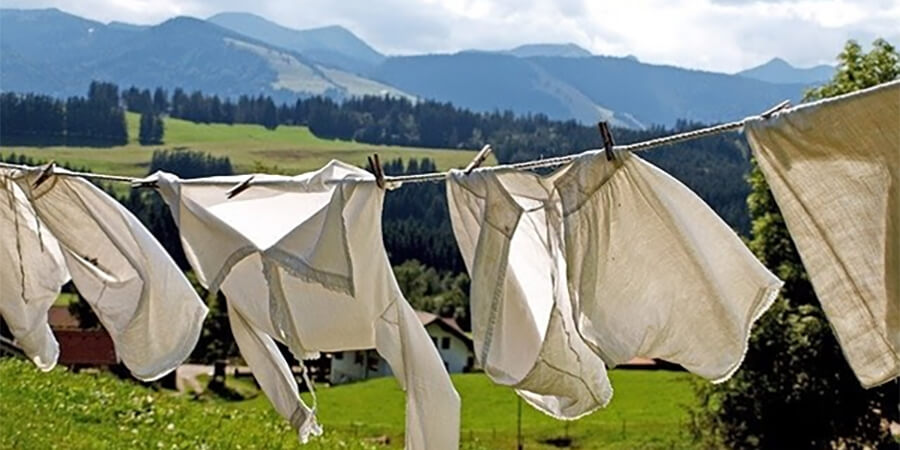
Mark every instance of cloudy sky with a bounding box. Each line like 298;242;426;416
4;0;899;72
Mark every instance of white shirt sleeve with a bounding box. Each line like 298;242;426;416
227;303;321;443
17;174;208;381
0;173;68;371
375;299;461;450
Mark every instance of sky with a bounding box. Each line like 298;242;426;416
3;0;899;73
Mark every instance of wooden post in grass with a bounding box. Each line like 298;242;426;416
517;396;523;450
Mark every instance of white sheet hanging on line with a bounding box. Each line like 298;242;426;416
148;161;460;449
447;168;613;419
448;150;782;416
0;170;69;371
13;171;208;381
744;80;900;388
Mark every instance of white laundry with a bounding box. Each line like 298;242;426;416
561;151;782;381
0;170;69;371
448;150;782;416
447;167;613;420
744;80;900;388
149;161;460;449
13;170;208;381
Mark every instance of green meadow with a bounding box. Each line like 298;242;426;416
0;358;698;449
0;113;493;177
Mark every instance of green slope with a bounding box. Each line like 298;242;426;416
1;357;698;449
1;112;491;177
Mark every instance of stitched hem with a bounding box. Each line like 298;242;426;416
711;279;783;384
516;385;611;422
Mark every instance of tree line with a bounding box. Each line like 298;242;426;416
1;81;128;146
122;86;278;130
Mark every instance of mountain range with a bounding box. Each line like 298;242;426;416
0;8;834;128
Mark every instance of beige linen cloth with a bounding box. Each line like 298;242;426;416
448;150;782;418
744;80;900;387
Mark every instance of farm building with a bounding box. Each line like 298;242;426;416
329;311;474;385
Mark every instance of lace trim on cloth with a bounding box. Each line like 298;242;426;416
265;247;354;297
290;361;323;444
290;402;323;444
261;257;320;361
478;221;513;369
207;245;258;294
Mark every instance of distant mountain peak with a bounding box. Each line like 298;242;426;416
738;57;834;85
160;15;207;26
307;24;353;34
506;43;592;58
761;57;793;68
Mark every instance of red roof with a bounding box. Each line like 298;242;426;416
48;306;81;329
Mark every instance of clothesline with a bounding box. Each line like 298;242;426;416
0;100;791;188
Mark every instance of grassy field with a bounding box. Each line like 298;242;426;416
295;370;698;449
0;113;493;177
0;357;699;449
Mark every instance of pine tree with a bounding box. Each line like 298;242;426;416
690;38;900;448
153;87;169;115
262;98;278;130
138;111;164;145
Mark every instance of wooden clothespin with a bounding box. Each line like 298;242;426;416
760;99;791;119
33;161;56;188
464;145;492;175
598;122;616;161
367;154;385;189
226;175;255;199
130;179;158;189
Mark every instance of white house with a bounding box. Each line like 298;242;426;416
329;311;474;385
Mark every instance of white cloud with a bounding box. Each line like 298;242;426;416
3;0;898;72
